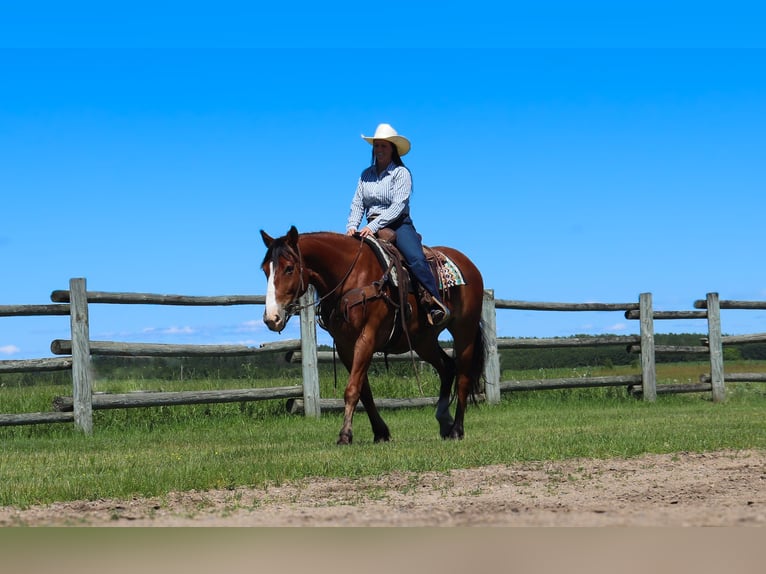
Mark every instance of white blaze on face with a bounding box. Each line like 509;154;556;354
264;261;282;320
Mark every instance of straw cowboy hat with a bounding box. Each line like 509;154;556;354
361;123;411;156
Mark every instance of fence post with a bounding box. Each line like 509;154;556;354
69;278;93;434
639;292;657;402
706;292;725;402
299;285;321;417
481;289;501;404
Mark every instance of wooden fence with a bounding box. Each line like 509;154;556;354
1;278;764;433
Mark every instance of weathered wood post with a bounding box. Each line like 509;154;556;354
481;289;501;404
706;292;725;402
69;278;93;433
639;292;657;402
299;285;321;417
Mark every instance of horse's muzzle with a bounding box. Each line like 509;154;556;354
263;310;286;333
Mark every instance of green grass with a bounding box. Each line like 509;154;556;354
0;362;764;508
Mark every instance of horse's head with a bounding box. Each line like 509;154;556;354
260;226;305;332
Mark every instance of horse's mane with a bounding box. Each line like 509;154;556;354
300;231;347;238
261;230;351;267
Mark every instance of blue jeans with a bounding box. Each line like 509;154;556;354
390;217;442;301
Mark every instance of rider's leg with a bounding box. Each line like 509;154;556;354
393;220;450;326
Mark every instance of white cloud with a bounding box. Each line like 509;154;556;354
97;319;326;348
236;320;263;333
0;345;20;356
219;339;261;347
606;322;628;332
161;326;196;335
140;326;196;336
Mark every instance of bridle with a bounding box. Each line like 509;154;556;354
279;245;306;319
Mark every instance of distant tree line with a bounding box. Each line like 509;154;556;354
2;334;766;387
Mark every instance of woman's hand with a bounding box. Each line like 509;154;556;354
347;226;374;238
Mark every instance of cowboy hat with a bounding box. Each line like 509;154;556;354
361;123;411;156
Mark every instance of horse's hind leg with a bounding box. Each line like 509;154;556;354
447;332;479;440
433;310;483;440
360;376;391;443
417;342;456;438
435;352;457;438
449;374;470;439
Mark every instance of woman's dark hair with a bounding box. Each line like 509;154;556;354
370;140;405;167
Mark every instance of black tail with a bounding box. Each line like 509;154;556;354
466;320;487;402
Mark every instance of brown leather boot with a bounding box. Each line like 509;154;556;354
427;297;450;327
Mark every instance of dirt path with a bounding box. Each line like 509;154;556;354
2;449;764;526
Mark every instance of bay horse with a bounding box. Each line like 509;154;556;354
260;225;485;445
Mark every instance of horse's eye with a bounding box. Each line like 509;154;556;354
284;265;295;275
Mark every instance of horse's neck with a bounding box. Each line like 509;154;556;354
299;234;366;297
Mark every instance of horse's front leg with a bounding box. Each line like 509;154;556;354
337;385;359;445
337;338;375;446
339;379;389;444
360;375;390;443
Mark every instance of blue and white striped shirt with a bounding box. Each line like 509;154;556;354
346;162;412;234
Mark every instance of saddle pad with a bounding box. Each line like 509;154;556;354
430;251;466;289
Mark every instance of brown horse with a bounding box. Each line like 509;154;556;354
260;226;485;445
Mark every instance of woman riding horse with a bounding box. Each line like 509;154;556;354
346;123;450;327
261;225;486;445
260;125;485;445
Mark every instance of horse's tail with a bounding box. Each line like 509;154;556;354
466;320;487;403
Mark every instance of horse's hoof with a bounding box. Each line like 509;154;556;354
439;421;455;439
436;413;455;439
373;424;391;443
441;425;464;440
337;431;353;445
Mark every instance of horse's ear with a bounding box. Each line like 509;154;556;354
260;229;274;248
287;226;299;246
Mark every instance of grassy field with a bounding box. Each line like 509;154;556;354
0;362;764;508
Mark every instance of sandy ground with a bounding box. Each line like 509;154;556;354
2;449;764;527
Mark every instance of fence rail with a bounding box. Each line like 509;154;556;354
2;279;764;434
0;304;71;317
52;386;304;411
494;300;639;311
50;291;265;306
496;335;640;348
0;357;73;373
50;339;300;357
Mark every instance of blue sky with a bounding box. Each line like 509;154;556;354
2;3;766;359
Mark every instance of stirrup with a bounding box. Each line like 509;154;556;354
427;299;450;327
